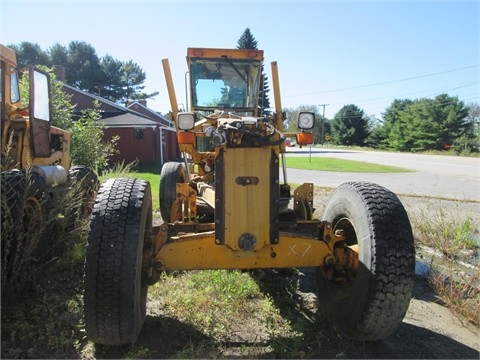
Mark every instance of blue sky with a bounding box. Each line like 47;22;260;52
1;0;478;119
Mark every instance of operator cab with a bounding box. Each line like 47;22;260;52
188;48;263;116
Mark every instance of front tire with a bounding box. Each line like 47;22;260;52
159;162;186;222
84;177;152;345
318;181;415;341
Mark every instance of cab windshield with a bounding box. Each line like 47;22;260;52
190;57;261;111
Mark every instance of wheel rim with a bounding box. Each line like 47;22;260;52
329;216;360;300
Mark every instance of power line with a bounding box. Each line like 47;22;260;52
284;65;480;98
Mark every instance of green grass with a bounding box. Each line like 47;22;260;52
284;157;411;172
2;162;479;359
96;158;408;216
100;162;161;211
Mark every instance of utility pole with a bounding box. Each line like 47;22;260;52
319;104;330;145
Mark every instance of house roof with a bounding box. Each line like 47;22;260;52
62;84;167;128
98;113;160;128
127;101;174;127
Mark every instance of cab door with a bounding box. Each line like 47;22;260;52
29;66;51;157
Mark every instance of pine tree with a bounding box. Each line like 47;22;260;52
236;28;270;115
332;104;370;146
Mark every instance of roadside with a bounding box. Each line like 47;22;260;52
2;187;478;359
118;189;479;359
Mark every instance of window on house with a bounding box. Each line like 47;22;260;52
136;128;144;139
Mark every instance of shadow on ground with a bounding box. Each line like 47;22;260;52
94;272;478;359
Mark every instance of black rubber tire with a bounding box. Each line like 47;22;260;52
69;165;99;191
159;162;186;222
1;170;47;275
84;177;152;345
318;181;415;341
68;165;99;216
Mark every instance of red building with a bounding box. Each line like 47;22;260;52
63;85;180;165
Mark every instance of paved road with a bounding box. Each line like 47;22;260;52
283;148;480;201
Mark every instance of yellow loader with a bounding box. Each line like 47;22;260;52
1;44;98;275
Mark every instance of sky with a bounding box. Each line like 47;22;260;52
1;0;478;119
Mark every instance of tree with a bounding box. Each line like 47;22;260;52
48;43;69;69
382;95;471;152
236;28;271;115
121;60;158;105
331;104;369;146
99;55;126;101
7;42;49;68
10;41;157;106
365;115;384;148
381;99;414;150
70;102;119;171
65;41;103;92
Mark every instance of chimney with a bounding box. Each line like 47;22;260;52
53;65;66;82
139;99;147;107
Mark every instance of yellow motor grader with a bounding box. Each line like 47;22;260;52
84;48;415;345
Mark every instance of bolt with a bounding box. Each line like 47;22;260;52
154;260;165;270
324;256;335;267
271;252;276;258
215;238;221;245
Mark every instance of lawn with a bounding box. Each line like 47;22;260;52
97;158;409;212
100;163;161;211
284;156;411;172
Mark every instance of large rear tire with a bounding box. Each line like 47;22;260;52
1;170;47;278
318;181;415;341
159;162;186;222
84;177;152;345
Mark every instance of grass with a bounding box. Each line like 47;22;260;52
99;161;161;211
409;202;480;327
284;156;411;172
1;173;92;358
2;162;479;358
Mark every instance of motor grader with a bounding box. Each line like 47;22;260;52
1;43;98;272
84;47;415;346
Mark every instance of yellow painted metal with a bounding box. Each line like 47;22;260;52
156;232;334;270
151;219;351;272
161;58;179;121
0;44;17;65
187;48;263;62
171;183;197;223
221;146;272;250
270;61;283;131
294;183;314;220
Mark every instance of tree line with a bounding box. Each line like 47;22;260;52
9;35;478;154
9;41;158;106
285;96;479;154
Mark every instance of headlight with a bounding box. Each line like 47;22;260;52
177;112;195;130
297;111;315;130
